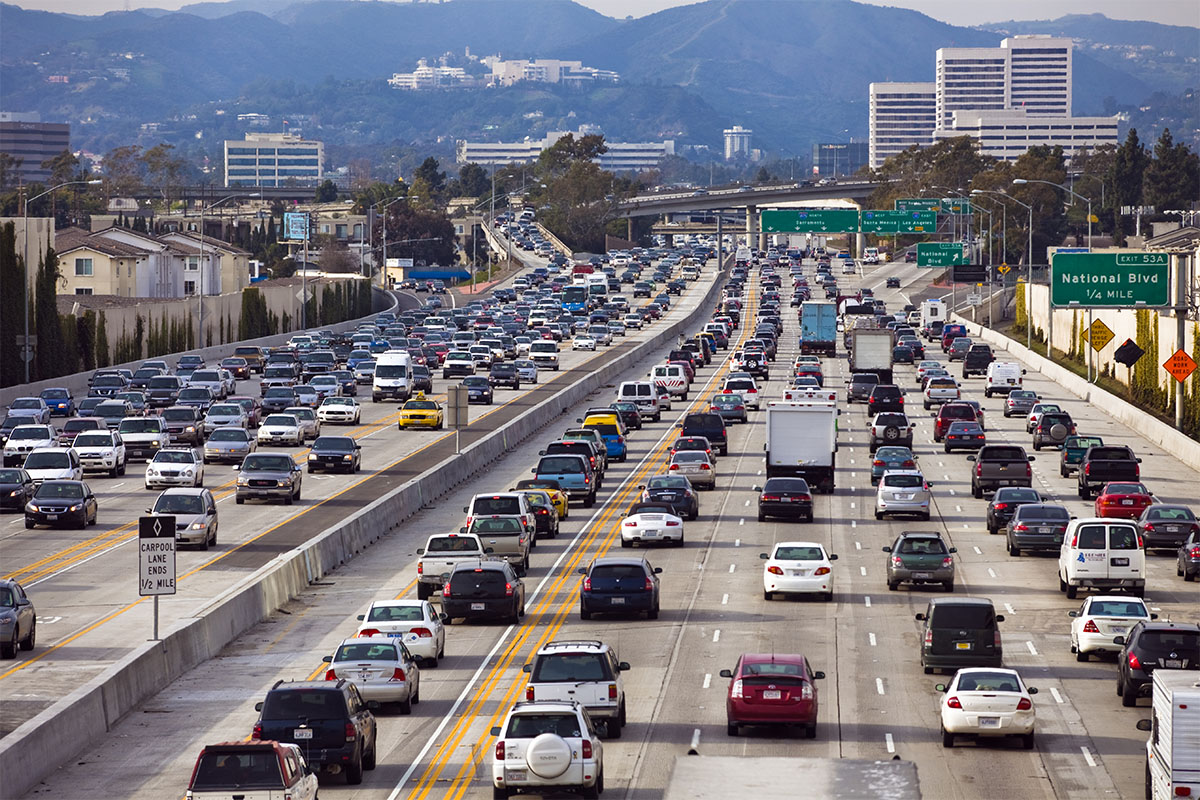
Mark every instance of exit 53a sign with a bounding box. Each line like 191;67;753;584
1051;253;1170;307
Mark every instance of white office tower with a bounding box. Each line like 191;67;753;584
868;82;936;168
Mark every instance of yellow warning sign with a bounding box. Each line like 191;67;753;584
1087;320;1114;352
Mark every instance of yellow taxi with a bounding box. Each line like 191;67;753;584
514;479;569;520
397;392;444;430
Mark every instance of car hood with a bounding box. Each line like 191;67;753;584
241;469;293;479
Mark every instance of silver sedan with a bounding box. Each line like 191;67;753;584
667;450;716;490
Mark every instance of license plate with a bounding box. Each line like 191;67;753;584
913;572;932;580
1111;626;1127;634
1039;527;1052;534
762;689;782;700
610;597;625;605
294;728;313;739
46;514;58;520
978;716;1000;728
1111;558;1130;567
506;769;527;781
899;494;915;501
470;603;485;611
1121;499;1133;506
1165;659;1183;668
955;642;973;650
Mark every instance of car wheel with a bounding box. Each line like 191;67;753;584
972;484;983;499
19;620;35;651
607;718;622;740
110;464;119;478
944;581;954;593
0;631;16;659
345;749;364;785
648;604;659;620
1008;542;1020;557
1076;648;1089;662
763;590;772;601
824;591;833;602
887;581;898;591
874;510;883;520
363;741;377;770
235;496;244;505
1066;584;1078;599
493;787;511;800
620;539;631;548
284;492;293;506
580;605;591;621
398;694;413;715
805;723;817;740
1121;682;1137;707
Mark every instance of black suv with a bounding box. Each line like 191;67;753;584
489;362;521;389
962;345;995;377
1114;621;1200;706
442;559;526;624
252;679;378;784
867;384;905;414
679;412;728;456
915;597;1004;673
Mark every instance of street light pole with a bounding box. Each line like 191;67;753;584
1013;178;1092;251
973;189;1033;349
22;178;102;381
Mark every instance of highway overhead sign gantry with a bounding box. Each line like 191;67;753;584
1051;252;1170;307
761;208;859;233
916;242;969;267
860;210;936;234
895;198;941;213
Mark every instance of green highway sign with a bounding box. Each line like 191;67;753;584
761;208;860;233
895;198;941;213
917;242;970;267
941;199;972;215
1050;252;1171;307
861;209;937;233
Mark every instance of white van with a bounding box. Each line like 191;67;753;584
1058;518;1146;598
985;362;1026;397
617;380;661;422
651;364;689;400
682;265;700;281
372;352;412;403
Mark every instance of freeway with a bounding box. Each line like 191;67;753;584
0;271;715;739
15;255;1197;800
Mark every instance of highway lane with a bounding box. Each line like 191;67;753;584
0;268;716;738
19;256;1197;800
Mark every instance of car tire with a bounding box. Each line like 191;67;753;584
824;591;833;602
648;604;659;620
805;723;817;740
1008;542;1020;557
972;484;983;499
493;786;511;800
887;581;898;591
944;581;954;593
1076;648;1089;662
345;750;364;785
1121;681;1137;707
19;621;35;651
607;718;622;739
110;464;119;478
726;722;738;737
0;631;16;659
363;741;377;770
874;510;883;520
398;695;412;715
284;492;293;506
942;727;954;748
1066;584;1078;599
580;605;591;621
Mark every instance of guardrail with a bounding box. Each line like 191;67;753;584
0;260;730;798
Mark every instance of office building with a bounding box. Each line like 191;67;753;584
456;130;674;170
483;57;619;87
935;47;1010;130
812;142;869;178
224;132;324;188
0;112;71;185
389;60;475;90
723;126;753;161
1004;35;1072;117
932;110;1118;161
868;82;937;168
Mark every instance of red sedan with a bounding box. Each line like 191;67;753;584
719;653;825;739
1095;481;1156;520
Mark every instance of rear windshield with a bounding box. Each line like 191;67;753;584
472;497;520;515
470;518;522;535
930;605;996;629
367;605;424;621
1089;448;1131;460
261;688;346;720
897;537;947;554
982;447;1025;460
1016;505;1070;521
774;546;824;560
538;456;584;473
333;642;398;662
505;713;582;739
190;750;283;790
883;474;924;488
1090;600;1148;617
1136;630;1200;655
532;653;610;683
590;564;647;581
449;570;507;593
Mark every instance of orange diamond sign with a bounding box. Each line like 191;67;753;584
1163;349;1198;383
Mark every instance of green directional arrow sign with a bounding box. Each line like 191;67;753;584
761;208;860;233
860;210;937;233
895;198;941;213
1050;252;1170;307
917;242;969;267
940;199;973;216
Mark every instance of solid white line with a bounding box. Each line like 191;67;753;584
721;593;728;605
864;596;872;607
1081;747;1097;767
729;564;736;573
111;482;125;489
876;678;886;695
885;733;895;754
713;630;721;643
868;633;877;647
702;673;711;689
860;566;867;576
1050;687;1064;704
987;568;997;578
1004;603;1016;615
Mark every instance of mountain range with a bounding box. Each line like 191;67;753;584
0;0;1194;170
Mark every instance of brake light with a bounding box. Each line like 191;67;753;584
410;627;432;638
581;739;593;759
762;494;781;501
252;723;262;739
609;684;618;700
1085;464;1091;476
1129;651;1142;670
624;520;638;527
391;667;407;682
417;561;424;574
442;582;451;597
1143;523;1155;532
505;582;514;597
1137;535;1144;547
1013;524;1028;532
942;557;954;568
767;565;784;575
994;631;1003;648
345;722;357;742
700;463;711;470
669;464;679;470
358;628;381;638
325;669;337;680
526;685;535;701
495;740;505;760
582;576;592;591
814;566;831;576
976;464;983;477
873;460;884;467
667;520;681;526
1025;463;1032;477
644;577;655;591
993;503;1009;510
1191;547;1200;559
1083;620;1099;633
1016;697;1033;711
947;696;962;709
731;679;744;699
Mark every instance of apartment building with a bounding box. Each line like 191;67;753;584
868;82;937;168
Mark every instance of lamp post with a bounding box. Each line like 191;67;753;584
973;189;1033;349
373;196;411;291
21;178;102;381
197;192;259;347
1013;178;1092;252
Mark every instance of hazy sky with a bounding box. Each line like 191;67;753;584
12;0;1200;28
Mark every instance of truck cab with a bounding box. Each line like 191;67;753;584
415;532;490;599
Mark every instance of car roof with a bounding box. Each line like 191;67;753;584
772;540;826;549
535;639;610;654
158;487;209;497
897;531;944;539
590;556;652;567
738;653;808;666
929;597;995;607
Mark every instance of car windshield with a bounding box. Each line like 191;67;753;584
1145;506;1195;521
931;605;995;628
948;423;981;433
898;537;947;554
34;482;84;499
154;494;204;514
648;476;690;489
956;672;1021;692
262;415;297;427
774;546;825;560
11;399;40;409
243;456;293;471
1136;630;1200;655
997;488;1040;503
0;469;24;482
538;457;583;473
116;418;162;434
72;433;112;448
1016;505;1070;521
208;429;248;442
1090;600;1148;617
24;452;69;469
207;406;240;417
404;401;438;410
672;452;708;463
883;474;924;488
314;437;354;452
10;428;50;440
334;642;398;662
152;451;194;464
464;378;489;387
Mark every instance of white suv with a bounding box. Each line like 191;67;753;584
521;640;630;737
490;700;604;799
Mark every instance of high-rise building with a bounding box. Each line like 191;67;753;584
935;47;1009;130
224;132;324;188
0;112;71;185
1003;35;1072;117
812;142;869;177
868;82;936;168
723;126;753;161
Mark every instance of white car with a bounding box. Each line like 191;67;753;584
936;667;1037;749
72;430;127;477
760;541;837;601
515;338;533;357
875;469;932;521
623;313;643;330
257;414;303;447
283;406;320;441
923;377;961;409
469;345;494;369
529;342;560;370
490;700;604;799
1068;595;1155;661
588;326;613;346
321;636;421;713
722;377;761;409
513;359;539;385
317;396;362;425
620;501;684;547
144;447;205;489
308;374;342;400
354;599;447;666
668;450;716;490
4;424;58;467
1025;403;1062;433
23;447;83;484
573;335;597;351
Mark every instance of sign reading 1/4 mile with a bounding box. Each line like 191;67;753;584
1051;252;1170;308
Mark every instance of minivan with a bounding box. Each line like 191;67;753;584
617;381;660;422
678;412;728;456
915;597;1005;673
1058;518;1146;598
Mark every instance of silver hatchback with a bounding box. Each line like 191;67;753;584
149;487;218;549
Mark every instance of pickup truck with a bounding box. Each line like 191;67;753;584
415;532;491;599
1078;445;1142;499
1059;435;1103;477
186;740;318;800
968;444;1035;498
116;416;170;461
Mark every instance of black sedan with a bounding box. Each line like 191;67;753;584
986;486;1042;535
307;435;361;474
638;475;698;520
609;402;643;431
755;477;814;523
25;480;98;529
489;363;521;389
943;421;986;452
0;468;35;512
886;276;902;288
463;376;494;405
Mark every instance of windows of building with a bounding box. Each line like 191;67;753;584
74;257;94;276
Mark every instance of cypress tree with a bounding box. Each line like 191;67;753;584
95;311;110;367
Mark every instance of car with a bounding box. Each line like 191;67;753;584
1003;390;1040;418
868;412;914;453
947;337;973;361
149;487;218;549
463;376;494;405
397;394;444;429
489;700;605;799
886;276;901;288
144;447;205;489
24;479;98;529
21;447;83;484
578;555;662;620
1135;504;1199;552
0;579;36;659
201;403;249;436
755;478;814;523
1095;481;1155;520
6;397;52;425
667;450;716;490
875;469;932;520
251;679;378;784
923;377;960;409
1114;621;1200;706
284;406;320;441
490;362;522;389
760;541;836;601
870;446;917;486
722;377;761;410
884;531;956;592
441;559;526;623
307;435;361;474
709;393;748;423
1068;595;1156;661
219;356;251;380
867;384;905;414
235;452;302;505
185;740;318;800
354;599;447;666
514;359;539;385
1031;411;1076;450
916;597;1005;673
202;427;256;464
3;424;57;467
522;640;630;738
936;668;1037;749
986;486;1043;535
1178;529;1200;581
619;501;684;547
292;385;320;409
312;395;359;426
1025;403;1062;433
257;414;303;447
0;468;36;512
638;475;698;520
719;652;825;739
943;421;986;452
1005;503;1071;557
38;389;74;417
572;334;597;351
322;636;421;712
932;402;979;442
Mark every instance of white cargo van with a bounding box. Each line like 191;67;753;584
617;381;661;422
985;362;1026;397
372;352;412;403
1058;518;1146;598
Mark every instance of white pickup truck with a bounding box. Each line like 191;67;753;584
415;532;491;599
116;416;171;461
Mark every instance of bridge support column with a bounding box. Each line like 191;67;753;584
716;214;723;260
627;217;634;241
745;205;756;251
856;232;865;258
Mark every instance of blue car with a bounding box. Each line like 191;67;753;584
578;556;662;620
531;453;595;507
39;389;75;417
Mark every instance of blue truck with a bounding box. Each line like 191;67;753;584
799;301;838;356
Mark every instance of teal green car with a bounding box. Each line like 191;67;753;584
1059;435;1103;477
871;446;916;486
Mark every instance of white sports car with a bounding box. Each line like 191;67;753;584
620;502;684;547
317;396;362;425
936;667;1037;749
354;598;447;667
572;335;597;351
257;414;303;447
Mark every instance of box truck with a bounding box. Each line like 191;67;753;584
764;400;838;493
920;299;946;328
850;329;895;384
1136;670;1200;800
799;301;837;356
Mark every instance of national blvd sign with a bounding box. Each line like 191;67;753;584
1050;252;1170;308
917;242;969;267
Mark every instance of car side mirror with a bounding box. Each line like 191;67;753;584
915;613;926;621
995;615;1005;623
1028;456;1035;462
255;701;264;711
458;527;467;534
578;567;587;575
1150;613;1158;620
145;507;152;514
935;683;947;692
522;663;532;673
828;554;838;561
881;546;892;553
490;726;501;737
356;614;365;621
966;455;976;462
1027;687;1038;695
718;669;733;678
530;468;536;474
322;655;332;662
416;548;425;556
948;547;957;553
1135;718;1152;732
1136;458;1142;463
653;567;663;574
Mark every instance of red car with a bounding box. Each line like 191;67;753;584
933;402;979;442
1095;481;1155;519
720;653;824;739
668;359;695;383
